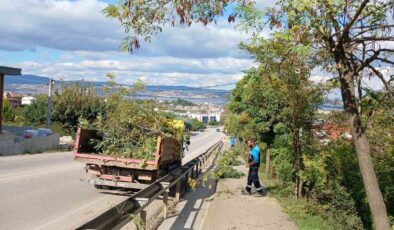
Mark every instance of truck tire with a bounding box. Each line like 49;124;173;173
94;184;116;190
94;184;104;189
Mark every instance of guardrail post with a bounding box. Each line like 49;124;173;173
163;190;168;219
186;170;190;192
191;165;195;179
196;163;199;178
140;209;147;229
175;180;181;202
160;182;170;219
136;198;149;229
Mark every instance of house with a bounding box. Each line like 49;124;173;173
4;92;22;108
21;96;36;105
321;124;351;140
0;66;22;133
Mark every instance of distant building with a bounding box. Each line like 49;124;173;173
321;124;351;140
21;96;36;106
202;116;209;124
4;92;22;108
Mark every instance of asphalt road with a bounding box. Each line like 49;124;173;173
0;127;222;230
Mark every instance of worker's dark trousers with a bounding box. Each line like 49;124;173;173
246;167;264;194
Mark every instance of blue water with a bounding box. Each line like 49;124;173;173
318;104;344;111
136;95;228;105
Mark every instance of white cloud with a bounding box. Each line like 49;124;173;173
0;0;122;52
0;0;258;87
0;0;251;59
16;56;254;86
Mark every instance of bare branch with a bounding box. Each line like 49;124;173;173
367;64;390;91
376;58;394;65
356;50;381;72
338;0;370;41
353;37;394;43
352;25;394;38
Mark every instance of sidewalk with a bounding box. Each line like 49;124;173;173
201;163;298;230
158;144;298;230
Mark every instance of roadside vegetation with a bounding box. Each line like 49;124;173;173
210;148;244;179
2;78;205;138
3;0;393;229
202;147;244;189
103;0;394;227
102;0;394;228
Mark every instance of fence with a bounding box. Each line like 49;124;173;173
76;141;223;230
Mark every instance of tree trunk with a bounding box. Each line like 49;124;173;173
337;57;390;230
292;128;303;198
265;143;270;179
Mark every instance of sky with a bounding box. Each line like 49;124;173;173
0;0;276;88
0;0;391;91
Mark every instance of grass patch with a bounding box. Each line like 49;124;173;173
262;177;358;230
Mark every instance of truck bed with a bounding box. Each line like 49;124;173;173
73;128;182;188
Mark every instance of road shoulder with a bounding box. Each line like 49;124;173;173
201;163;298;230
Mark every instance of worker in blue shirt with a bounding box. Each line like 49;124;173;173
230;136;235;148
242;137;266;196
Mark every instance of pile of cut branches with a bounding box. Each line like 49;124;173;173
81;74;182;160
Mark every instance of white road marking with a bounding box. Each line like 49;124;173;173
193;199;202;209
184;211;197;229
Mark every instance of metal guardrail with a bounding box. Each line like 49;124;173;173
76;141;223;230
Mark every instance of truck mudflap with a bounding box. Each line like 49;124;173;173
79;178;150;190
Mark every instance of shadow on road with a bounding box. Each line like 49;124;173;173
163;154;219;230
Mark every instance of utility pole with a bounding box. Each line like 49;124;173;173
47;79;54;128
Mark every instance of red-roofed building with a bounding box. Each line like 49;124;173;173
4;92;23;108
321;124;351;140
0;66;22;133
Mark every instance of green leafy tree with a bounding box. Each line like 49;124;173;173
190;118;204;131
22;94;47;126
102;0;250;52
2;99;15;123
228;35;324;194
260;1;394;228
52;82;105;134
174;98;196;107
227;68;289;179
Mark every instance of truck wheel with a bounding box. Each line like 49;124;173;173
94;184;104;189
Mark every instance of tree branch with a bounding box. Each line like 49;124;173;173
353;36;394;43
376;57;394;65
356;50;380;72
338;0;370;41
367;64;390;91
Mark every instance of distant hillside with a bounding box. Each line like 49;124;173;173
4;74;229;94
5;74;49;84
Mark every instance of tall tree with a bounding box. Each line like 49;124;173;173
240;32;323;196
263;1;393;228
228;68;288;179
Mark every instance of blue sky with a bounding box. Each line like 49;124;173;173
0;0;275;87
1;0;390;91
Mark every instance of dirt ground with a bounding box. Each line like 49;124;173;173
201;163;298;230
